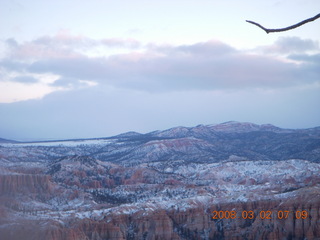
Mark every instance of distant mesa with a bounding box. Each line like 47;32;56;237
208;121;283;133
0;138;18;143
113;131;142;138
0;121;316;146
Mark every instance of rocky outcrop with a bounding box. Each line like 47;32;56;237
2;191;318;240
0;220;88;240
78;194;320;240
0;174;53;195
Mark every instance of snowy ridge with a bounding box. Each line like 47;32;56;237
1;121;319;164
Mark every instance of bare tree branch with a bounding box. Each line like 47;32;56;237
246;13;320;34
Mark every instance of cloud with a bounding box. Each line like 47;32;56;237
0;59;27;72
50;77;97;89
289;53;320;63
146;40;236;57
258;37;319;55
33;31;93;47
1;34;319;103
11;75;39;84
25;39;319;91
50;77;79;87
8;31;141;57
3;31;142;63
174;40;236;56
5;38;84;60
5;38;19;48
101;38;141;48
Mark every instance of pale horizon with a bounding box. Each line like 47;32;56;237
1;120;319;142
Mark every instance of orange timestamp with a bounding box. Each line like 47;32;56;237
212;210;308;220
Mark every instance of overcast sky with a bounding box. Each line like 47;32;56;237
0;0;319;141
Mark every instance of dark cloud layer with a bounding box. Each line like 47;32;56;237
1;82;319;140
289;53;320;63
28;43;319;91
1;34;320;92
11;76;39;84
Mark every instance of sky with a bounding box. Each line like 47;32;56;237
0;0;319;141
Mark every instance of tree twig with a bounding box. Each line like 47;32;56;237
246;13;320;34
